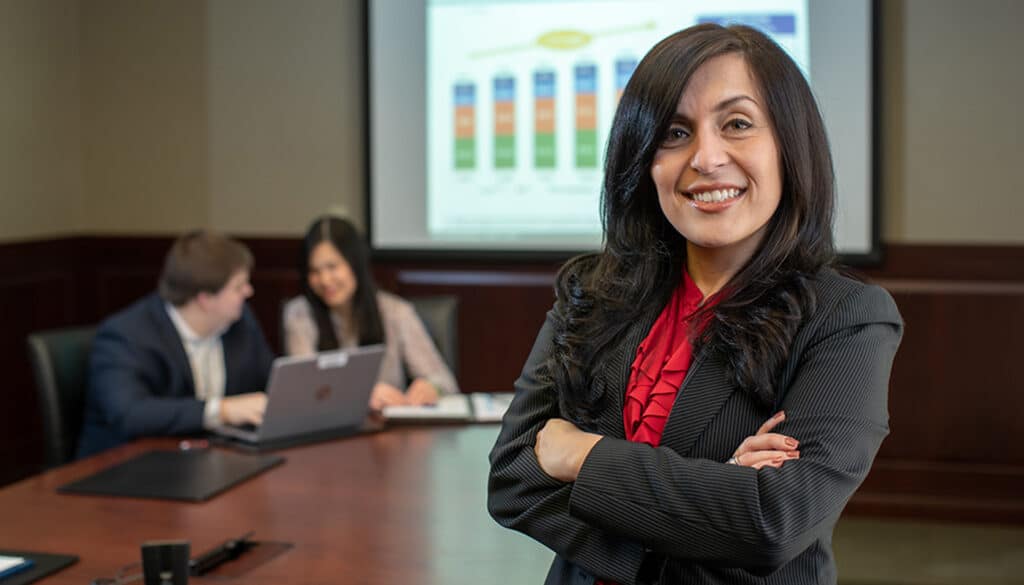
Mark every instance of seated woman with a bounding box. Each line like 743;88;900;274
283;215;459;409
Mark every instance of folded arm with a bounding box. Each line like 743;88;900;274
567;285;902;569
489;285;902;577
487;311;648;583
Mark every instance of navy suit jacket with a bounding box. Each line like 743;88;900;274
77;293;275;457
488;269;903;585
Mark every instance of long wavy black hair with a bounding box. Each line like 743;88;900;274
299;216;384;350
549;24;836;426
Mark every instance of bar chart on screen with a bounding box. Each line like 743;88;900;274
425;0;807;242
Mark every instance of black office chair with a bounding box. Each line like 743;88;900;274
26;326;96;467
408;295;459;374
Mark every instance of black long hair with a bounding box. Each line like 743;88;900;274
550;24;836;426
299;216;384;350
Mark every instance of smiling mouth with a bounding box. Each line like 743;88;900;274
685;188;745;203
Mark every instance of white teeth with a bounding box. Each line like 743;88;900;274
691;188;741;203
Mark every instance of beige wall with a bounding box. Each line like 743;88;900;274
206;0;364;236
79;0;209;234
78;0;364;237
0;0;82;241
2;0;1022;245
882;0;1024;244
0;0;362;243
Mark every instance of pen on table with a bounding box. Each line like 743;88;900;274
188;531;255;576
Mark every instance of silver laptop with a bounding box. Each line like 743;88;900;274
214;344;385;445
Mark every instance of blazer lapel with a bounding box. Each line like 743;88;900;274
596;309;659;439
595;306;737;453
659;349;735;456
221;323;240;392
147;295;196;397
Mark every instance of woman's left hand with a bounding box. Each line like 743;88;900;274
406;378;440;405
727;411;800;469
534;418;603;482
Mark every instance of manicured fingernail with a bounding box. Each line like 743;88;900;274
785;438;798;448
787;451;800;458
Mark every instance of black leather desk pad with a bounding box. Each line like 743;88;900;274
58;449;284;502
0;550;77;585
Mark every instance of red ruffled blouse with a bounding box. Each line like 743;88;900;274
597;270;713;585
623;269;711;446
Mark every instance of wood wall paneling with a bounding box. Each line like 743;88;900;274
880;285;1024;465
843;277;1024;521
0;239;83;485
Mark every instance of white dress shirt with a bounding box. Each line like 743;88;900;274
165;304;227;429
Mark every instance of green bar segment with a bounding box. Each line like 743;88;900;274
494;135;515;169
534;133;555;168
455;138;475;169
575;129;598;168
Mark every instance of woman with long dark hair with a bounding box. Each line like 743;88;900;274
488;24;902;584
283;216;458;409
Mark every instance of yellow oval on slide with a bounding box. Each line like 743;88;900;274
537;30;591;50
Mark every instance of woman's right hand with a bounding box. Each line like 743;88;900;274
728;411;800;470
369;382;409;411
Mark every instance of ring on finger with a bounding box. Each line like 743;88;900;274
726;455;741;465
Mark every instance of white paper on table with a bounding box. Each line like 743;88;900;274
470;392;514;422
382;394;472;421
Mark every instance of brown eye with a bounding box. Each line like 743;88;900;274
662;125;690;145
725;118;752;131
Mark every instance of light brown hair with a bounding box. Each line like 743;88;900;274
158;230;253;306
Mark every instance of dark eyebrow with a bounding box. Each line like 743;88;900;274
714;94;759;112
669;94;761;123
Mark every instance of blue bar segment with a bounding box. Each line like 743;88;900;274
615;58;637;89
574;64;597;94
494;76;515;102
698;13;796;35
454;83;476;106
534;71;555;98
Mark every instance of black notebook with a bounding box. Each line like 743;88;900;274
58;449;284;502
0;550;77;585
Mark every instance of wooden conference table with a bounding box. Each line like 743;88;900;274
0;425;553;584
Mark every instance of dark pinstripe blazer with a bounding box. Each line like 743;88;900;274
488;269;903;585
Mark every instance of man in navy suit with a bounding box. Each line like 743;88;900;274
77;230;276;457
